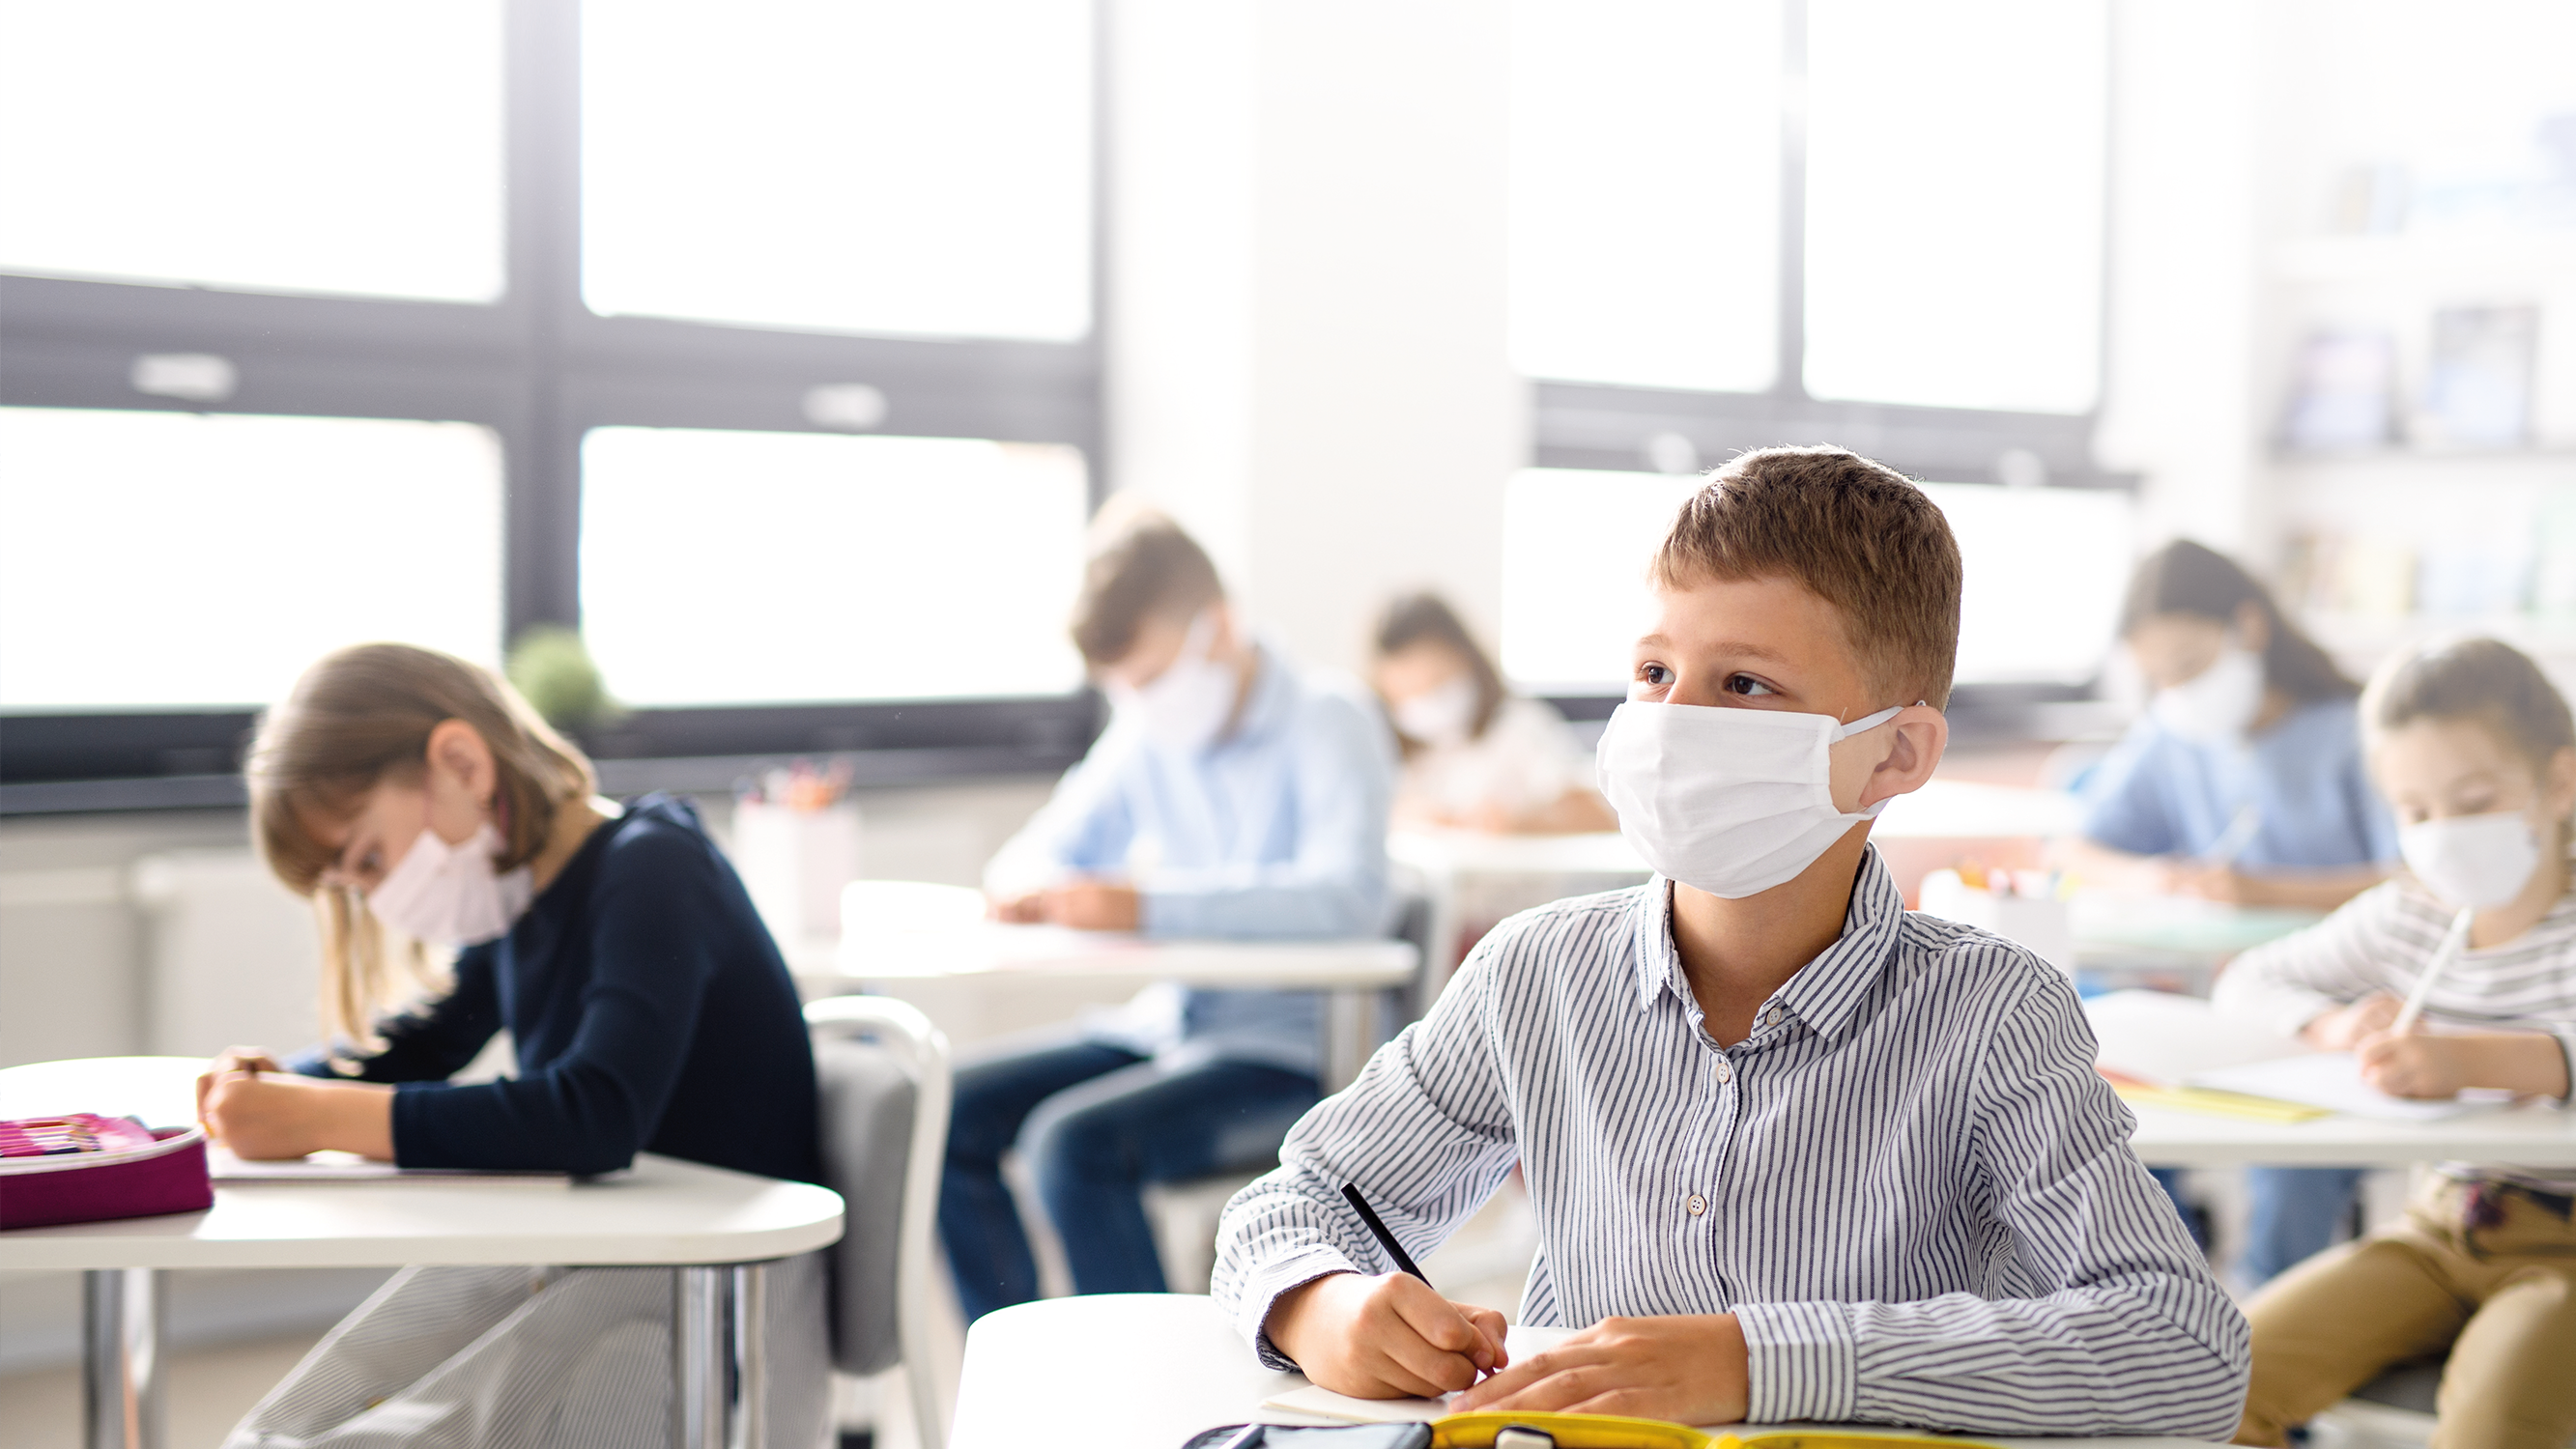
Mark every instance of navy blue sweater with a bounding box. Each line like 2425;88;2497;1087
298;794;820;1182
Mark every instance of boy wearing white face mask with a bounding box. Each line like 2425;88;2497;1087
2218;638;2576;1449
1216;447;2247;1436
944;500;1395;1323
1371;590;1616;835
194;643;829;1448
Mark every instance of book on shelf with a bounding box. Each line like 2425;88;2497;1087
2281;329;2396;451
2415;304;2538;449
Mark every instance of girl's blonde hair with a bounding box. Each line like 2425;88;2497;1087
2362;636;2576;830
245;643;596;1056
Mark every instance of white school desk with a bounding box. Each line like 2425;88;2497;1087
2125;1097;2576;1168
0;1056;844;1449
794;882;1419;1090
948;1293;2233;1449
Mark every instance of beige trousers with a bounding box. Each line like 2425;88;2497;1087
2236;1175;2576;1449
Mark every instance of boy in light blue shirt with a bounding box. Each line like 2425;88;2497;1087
940;502;1394;1321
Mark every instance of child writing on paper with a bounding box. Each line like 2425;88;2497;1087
2218;638;2576;1449
1214;448;2247;1437
195;643;827;1449
2071;540;2399;1285
1372;591;1616;835
944;500;1394;1322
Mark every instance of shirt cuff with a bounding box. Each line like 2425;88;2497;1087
1236;1244;1362;1370
1735;1299;1859;1424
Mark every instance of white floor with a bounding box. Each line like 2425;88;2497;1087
0;1330;322;1449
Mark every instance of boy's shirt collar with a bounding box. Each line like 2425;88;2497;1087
1631;844;1907;1045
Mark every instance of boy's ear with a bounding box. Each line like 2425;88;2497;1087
1856;704;1947;810
2545;745;2576;823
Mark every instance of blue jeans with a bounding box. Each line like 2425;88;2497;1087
937;1037;1320;1323
2240;1165;2365;1286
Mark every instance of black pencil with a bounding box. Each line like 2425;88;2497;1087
1340;1181;1427;1281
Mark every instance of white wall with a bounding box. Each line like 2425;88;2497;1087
1108;0;1523;678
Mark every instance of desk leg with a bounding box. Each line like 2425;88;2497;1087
82;1267;161;1449
1325;987;1370;1093
730;1262;768;1449
673;1265;730;1449
1420;866;1464;1018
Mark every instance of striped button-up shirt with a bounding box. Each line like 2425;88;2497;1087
1214;847;2249;1436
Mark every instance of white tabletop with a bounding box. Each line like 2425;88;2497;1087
2126;1098;2576;1168
1389;829;1649;877
816;881;1417;989
949;1293;2230;1449
0;1057;844;1271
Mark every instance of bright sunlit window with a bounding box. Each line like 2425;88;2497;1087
1508;0;1782;392
1803;0;2108;412
0;2;504;302
0;409;503;710
1500;469;2132;692
580;427;1090;705
582;0;1095;342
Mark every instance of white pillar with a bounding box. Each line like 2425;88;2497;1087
1107;0;1523;677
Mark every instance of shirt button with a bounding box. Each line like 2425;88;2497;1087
1764;1009;1783;1027
1712;1059;1733;1085
1686;1193;1707;1216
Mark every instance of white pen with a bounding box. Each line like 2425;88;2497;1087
2390;906;2476;1037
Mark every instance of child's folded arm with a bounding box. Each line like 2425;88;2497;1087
2211;881;2406;1037
1213;949;1519;1365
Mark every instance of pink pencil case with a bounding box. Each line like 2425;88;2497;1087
0;1114;214;1230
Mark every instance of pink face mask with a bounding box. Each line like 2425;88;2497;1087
363;821;533;946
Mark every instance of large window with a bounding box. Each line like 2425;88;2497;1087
1509;0;2114;478
1504;0;2125;701
0;0;1102;805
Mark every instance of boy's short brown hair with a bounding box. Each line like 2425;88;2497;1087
1070;497;1225;666
1649;445;1962;709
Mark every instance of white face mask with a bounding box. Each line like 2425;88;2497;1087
1105;611;1242;753
365;821;535;947
2150;643;2265;745
2399;810;2544;911
1392;675;1480;748
1596;700;1905;899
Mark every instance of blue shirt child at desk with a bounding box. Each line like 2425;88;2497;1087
941;503;1394;1322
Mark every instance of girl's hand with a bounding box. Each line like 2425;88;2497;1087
2358;1030;2572;1101
200;1071;395;1160
2303;994;2401;1051
1266;1271;1508;1400
2355;1031;2471;1099
195;1045;284;1122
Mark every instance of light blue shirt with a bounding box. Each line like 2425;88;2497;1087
2079;696;2398;870
986;641;1395;1075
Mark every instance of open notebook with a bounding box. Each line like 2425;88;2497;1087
2185;1054;2516;1123
208;1148;571;1185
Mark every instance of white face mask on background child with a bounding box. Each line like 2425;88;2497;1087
2399;810;2544;911
1107;611;1241;753
364;821;535;947
2150;644;2265;745
1392;676;1479;749
1595;700;1904;898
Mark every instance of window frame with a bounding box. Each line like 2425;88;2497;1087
0;0;1107;811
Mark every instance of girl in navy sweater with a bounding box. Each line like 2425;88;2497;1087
198;642;825;1447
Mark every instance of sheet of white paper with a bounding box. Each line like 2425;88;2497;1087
208;1148;571;1184
2185;1054;2515;1122
1260;1385;1446;1424
1257;1325;1584;1423
2084;989;2306;1086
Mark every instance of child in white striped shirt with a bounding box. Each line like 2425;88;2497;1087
2221;637;2576;1449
